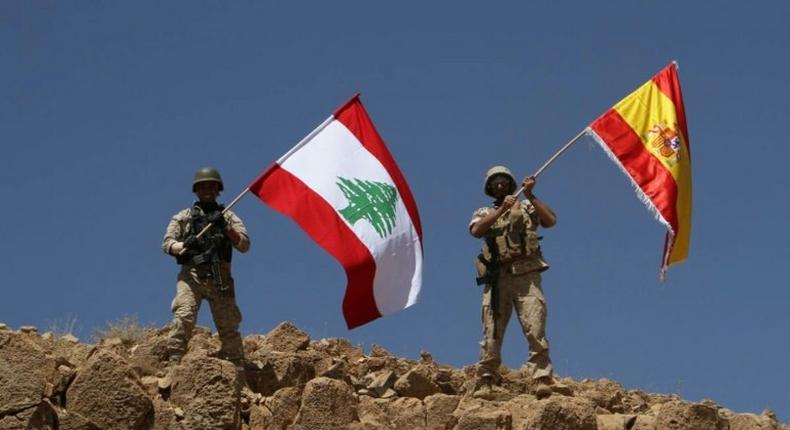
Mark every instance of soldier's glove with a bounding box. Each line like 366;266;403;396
183;235;199;250
207;211;227;230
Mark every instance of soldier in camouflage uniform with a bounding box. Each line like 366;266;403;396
162;167;250;366
469;165;557;398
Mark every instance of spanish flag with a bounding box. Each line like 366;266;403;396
586;62;692;279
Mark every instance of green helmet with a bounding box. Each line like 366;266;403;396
484;165;516;197
192;166;224;192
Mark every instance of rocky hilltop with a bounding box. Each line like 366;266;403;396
0;321;785;430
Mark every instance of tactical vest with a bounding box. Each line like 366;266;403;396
176;206;233;265
476;202;549;281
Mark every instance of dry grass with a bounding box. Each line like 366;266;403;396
46;313;81;339
93;314;149;346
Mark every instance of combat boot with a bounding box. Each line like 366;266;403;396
534;376;553;400
209;350;247;373
158;353;182;390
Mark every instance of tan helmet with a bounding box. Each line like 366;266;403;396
484;165;516;197
192;166;224;192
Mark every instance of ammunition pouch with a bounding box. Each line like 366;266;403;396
506;258;548;275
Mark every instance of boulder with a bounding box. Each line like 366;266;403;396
630;414;656;430
505;395;539;430
621;391;651;414
358;396;426;430
728;413;780;430
310;338;365;364
56;409;101;430
50;337;91;370
128;331;170;377
66;350;153;430
0;401;57;430
655;400;728;430
254;386;302;430
180;326;220;359
169;356;242;430
247;404;273;430
364;370;396;397
260;322;310;353
455;409;512;430
369;345;392;358
293;377;358;429
393;367;441;399
597;413;638;430
61;334;79;343
424;393;460;430
148;397;180;430
576;378;626;413
0;332;56;416
521;396;598;430
245;351;315;395
319;359;349;380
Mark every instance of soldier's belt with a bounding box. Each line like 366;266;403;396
500;259;546;276
184;263;230;275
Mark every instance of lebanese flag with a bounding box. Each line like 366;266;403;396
249;95;423;329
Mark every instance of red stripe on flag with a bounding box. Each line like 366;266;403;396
652;65;691;154
249;165;382;329
590;109;680;233
334;97;424;242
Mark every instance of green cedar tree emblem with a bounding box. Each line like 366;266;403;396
336;176;399;239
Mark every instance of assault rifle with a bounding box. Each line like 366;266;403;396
476;234;501;340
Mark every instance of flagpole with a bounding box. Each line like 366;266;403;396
172;187;250;250
176;187;251;256
512;129;587;196
194;187;251;239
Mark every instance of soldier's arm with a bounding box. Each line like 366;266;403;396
521;176;556;228
225;212;250;253
469;196;516;238
162;212;186;255
527;195;557;228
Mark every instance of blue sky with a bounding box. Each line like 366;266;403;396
2;1;788;420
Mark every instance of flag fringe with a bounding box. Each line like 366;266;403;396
585;127;675;279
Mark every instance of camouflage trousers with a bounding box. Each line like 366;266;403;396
479;270;553;380
166;264;244;361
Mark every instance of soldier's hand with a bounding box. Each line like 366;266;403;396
501;195;517;210
522;176;536;195
183;235;198;250
171;242;185;255
207;212;227;230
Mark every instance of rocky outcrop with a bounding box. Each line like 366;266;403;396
259;322;310;354
0;331;57;417
0;401;57;430
292;377;358;429
0;321;786;430
169;356;242;430
66;350;154;430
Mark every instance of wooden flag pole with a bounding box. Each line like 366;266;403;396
176;187;251;256
512;129;587;196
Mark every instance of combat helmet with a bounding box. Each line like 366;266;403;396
484;165;516;197
192;166;224;192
